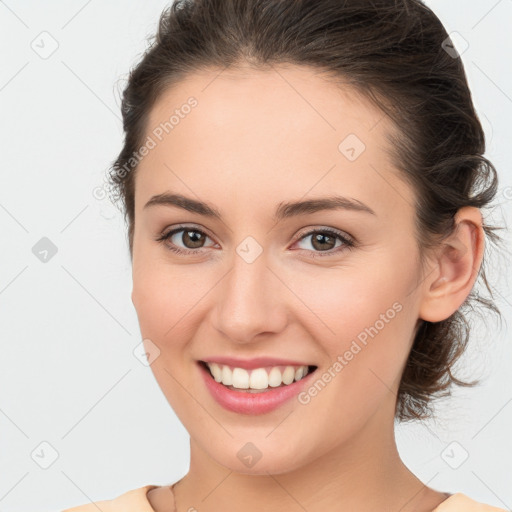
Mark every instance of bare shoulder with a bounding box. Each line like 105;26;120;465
146;486;176;512
432;493;508;511
63;485;161;512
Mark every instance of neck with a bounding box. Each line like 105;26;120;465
171;402;446;512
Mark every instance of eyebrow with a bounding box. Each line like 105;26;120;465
143;192;376;220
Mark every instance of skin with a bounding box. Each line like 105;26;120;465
130;64;485;512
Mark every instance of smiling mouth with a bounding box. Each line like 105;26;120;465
199;360;318;393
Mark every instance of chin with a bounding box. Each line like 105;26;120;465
203;440;313;476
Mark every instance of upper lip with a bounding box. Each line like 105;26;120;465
200;356;315;370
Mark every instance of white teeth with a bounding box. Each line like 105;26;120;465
210;363;222;382
249;368;268;389
282;366;295;385
205;362;312;390
221;364;232;385
232;368;249;389
268;367;282;387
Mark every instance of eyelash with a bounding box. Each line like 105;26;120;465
155;224;356;259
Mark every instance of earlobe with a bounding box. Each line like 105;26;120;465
418;207;484;323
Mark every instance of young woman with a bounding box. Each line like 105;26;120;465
64;0;507;511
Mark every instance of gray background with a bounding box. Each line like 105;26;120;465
0;1;511;511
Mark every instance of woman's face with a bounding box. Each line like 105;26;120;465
131;65;428;474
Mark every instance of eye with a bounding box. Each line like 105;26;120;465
292;228;355;258
155;225;355;258
155;225;217;256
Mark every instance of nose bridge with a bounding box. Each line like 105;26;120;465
212;242;287;343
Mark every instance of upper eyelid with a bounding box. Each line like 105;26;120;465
161;223;214;239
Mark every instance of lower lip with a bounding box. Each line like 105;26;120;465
198;362;317;415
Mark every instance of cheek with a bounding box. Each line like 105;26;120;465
288;253;419;406
131;260;203;415
131;255;208;342
286;255;415;348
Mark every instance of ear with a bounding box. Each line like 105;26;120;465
418;206;485;323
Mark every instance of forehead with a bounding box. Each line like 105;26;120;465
136;65;414;222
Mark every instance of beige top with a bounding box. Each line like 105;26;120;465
62;484;509;512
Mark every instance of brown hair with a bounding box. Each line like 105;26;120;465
107;0;503;422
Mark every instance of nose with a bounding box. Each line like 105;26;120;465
211;251;289;344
